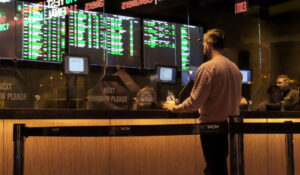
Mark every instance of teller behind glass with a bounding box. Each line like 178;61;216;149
256;75;299;111
132;87;157;109
256;85;282;111
276;75;299;110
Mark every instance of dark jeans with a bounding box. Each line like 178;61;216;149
200;122;228;175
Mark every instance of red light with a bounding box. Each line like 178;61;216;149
121;0;154;10
85;0;104;11
235;1;248;14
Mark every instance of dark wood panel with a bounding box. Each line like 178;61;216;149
110;119;202;175
3;120;111;175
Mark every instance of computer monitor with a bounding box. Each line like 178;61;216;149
181;71;190;86
240;69;251;84
181;68;198;86
64;56;89;75
179;79;194;103
156;65;177;83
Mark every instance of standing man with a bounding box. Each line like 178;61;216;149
276;75;299;110
164;28;242;175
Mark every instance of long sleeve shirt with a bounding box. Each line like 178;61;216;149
174;56;242;123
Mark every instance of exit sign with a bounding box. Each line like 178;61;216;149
235;1;248;14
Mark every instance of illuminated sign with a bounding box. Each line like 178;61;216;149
235;1;248;14
46;0;77;7
45;0;78;18
0;12;9;31
46;4;77;19
48;7;67;18
121;0;153;10
0;22;9;31
0;0;11;3
85;0;104;11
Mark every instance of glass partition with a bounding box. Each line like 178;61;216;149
0;0;299;110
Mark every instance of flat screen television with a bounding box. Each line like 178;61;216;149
106;13;142;68
240;69;251;84
16;1;66;63
68;10;106;65
143;19;177;69
64;56;89;75
175;24;204;70
156;65;177;83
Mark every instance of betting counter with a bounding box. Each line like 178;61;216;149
0;109;202;175
0;109;299;175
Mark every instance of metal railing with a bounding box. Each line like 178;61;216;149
230;113;300;175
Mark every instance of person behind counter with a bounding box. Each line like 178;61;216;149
164;28;242;175
132;87;157;109
276;75;299;110
257;75;299;111
256;85;282;111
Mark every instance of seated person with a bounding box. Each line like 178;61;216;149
256;85;282;111
276;75;299;110
132;87;157;109
256;75;299;111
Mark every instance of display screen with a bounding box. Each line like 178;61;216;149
143;19;176;69
69;11;142;68
175;24;203;70
143;19;203;70
64;56;88;74
16;2;66;63
69;9;106;65
181;70;190;86
181;68;197;86
241;69;251;84
156;65;176;83
106;13;141;68
0;2;15;59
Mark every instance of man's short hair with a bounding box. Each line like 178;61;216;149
204;28;225;50
277;75;290;82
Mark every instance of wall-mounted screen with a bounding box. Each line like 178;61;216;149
143;19;203;70
69;9;106;65
64;56;88;75
175;24;203;70
241;69;251;84
143;19;176;69
156;65;177;83
69;11;142;68
106;13;141;68
0;2;15;59
16;2;66;63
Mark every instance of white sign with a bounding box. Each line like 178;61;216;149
0;0;11;3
